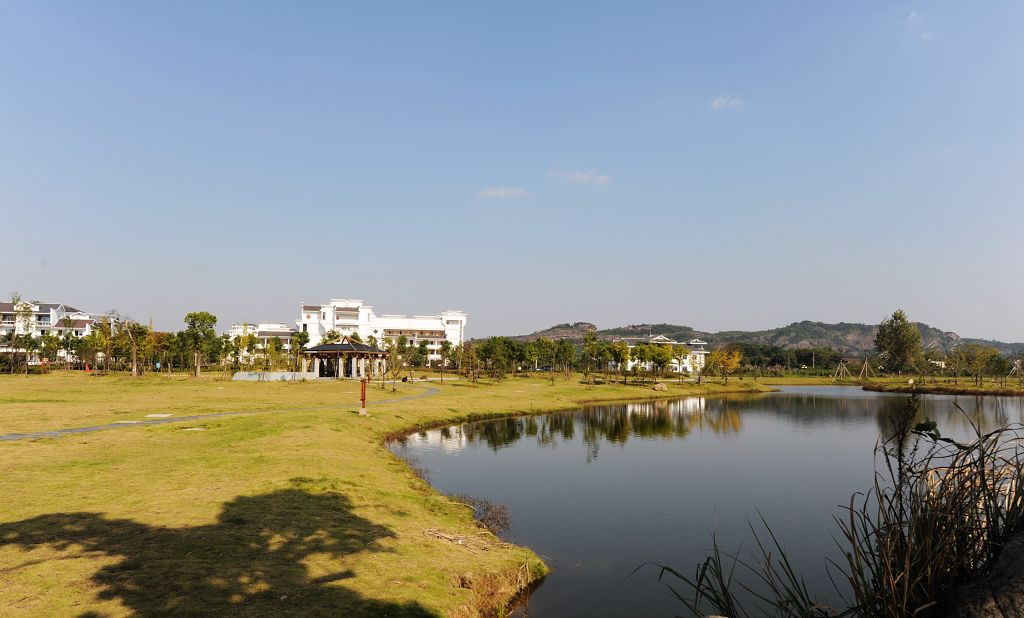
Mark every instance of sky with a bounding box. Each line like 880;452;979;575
2;2;1022;340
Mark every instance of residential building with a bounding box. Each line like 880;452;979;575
297;299;467;363
0;301;105;341
226;322;298;352
0;300;111;360
612;334;710;374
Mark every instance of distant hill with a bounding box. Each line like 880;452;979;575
503;320;1024;356
508;322;597;342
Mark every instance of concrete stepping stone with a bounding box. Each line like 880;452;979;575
111;420;141;424
181;428;206;432
145;414;172;418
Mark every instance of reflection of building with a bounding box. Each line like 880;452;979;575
612;335;710;373
405;425;469;453
297;299;467;363
625;397;707;416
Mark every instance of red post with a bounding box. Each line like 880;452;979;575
359;378;368;416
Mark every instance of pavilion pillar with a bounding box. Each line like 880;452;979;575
313;357;320;377
359;356;366;378
350;356;358;379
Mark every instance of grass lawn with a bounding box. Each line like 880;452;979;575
0;371;769;617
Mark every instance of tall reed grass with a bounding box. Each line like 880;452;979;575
659;395;1024;617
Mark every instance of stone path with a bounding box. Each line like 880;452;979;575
0;385;440;443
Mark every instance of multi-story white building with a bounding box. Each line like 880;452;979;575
0;301;101;341
0;300;111;360
226;322;298;352
297;299;467;362
612;334;710;374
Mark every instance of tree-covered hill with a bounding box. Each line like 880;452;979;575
504;320;1024;356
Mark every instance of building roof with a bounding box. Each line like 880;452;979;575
0;301;82;313
257;330;295;338
52;319;93;329
304;342;386;355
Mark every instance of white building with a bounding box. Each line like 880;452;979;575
612;335;710;374
0;300;111;360
297;299;467;362
226;322;297;352
0;301;105;341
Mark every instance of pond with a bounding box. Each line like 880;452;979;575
389;386;1024;616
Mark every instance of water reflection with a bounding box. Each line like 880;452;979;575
389;387;1024;618
395;396;746;463
395;389;1024;463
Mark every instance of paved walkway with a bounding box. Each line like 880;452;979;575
0;385;440;443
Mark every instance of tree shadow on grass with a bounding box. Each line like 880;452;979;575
0;479;435;617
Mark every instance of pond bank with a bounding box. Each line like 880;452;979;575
863;381;1024;397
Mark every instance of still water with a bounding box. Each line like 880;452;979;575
389;386;1024;616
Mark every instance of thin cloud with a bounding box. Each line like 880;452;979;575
907;10;938;40
479;187;531;199
549;169;612;185
710;95;743;110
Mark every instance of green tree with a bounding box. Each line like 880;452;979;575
115;317;150;377
631;344;651;383
649;345;674;380
609;341;630;384
874;310;923;375
439;339;453;382
183;311;218;377
580;333;602;385
535;337;556;384
267;336;284;370
9;293;34;374
92;317;116;372
383;337;408;390
961;343;1000;387
321;329;341;344
672;345;691;383
292;331;310;371
556;340;575;378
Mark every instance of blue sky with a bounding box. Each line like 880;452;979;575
2;2;1022;340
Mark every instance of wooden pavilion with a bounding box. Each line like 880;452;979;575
303;338;387;379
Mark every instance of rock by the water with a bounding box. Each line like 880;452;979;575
945;533;1024;616
652;383;668;392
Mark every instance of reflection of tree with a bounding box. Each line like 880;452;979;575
876;394;1015;438
434;397;741;462
0;483;432;616
398;392;1024;468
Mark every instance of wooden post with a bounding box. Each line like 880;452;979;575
359;378;368;416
